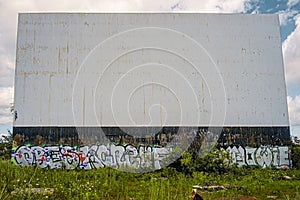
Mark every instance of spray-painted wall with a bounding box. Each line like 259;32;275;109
12;144;291;169
12;144;172;171
226;146;290;167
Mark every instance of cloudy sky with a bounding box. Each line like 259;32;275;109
0;0;299;136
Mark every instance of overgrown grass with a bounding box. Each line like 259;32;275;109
1;160;300;200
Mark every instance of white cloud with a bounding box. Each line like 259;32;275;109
0;87;13;124
290;125;300;137
0;115;12;125
284;2;300;132
287;0;300;8
201;0;251;13
278;9;298;25
283;14;300;84
277;0;300;26
287;95;300;126
0;54;14;87
0;87;13;109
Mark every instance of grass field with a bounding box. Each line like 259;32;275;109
1;160;300;200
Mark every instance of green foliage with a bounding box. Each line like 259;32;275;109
179;151;195;175
1;160;300;200
2;142;300;199
291;145;300;169
176;148;235;175
194;148;234;174
0;161;191;200
0;131;12;160
0;142;11;160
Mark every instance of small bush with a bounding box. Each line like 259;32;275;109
291;145;300;169
171;148;235;175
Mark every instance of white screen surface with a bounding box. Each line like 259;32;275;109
14;13;289;127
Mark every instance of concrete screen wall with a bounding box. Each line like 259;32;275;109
14;13;288;127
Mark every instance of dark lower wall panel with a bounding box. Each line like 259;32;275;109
13;126;290;148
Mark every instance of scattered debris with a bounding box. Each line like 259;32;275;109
193;185;226;191
267;196;278;199
282;175;292;180
193;184;243;192
11;188;54;195
280;165;289;170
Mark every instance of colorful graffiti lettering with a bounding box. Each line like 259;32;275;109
11;143;172;170
12;144;291;170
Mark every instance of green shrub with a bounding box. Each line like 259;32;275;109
0;131;13;160
172;148;235;175
291;145;300;169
